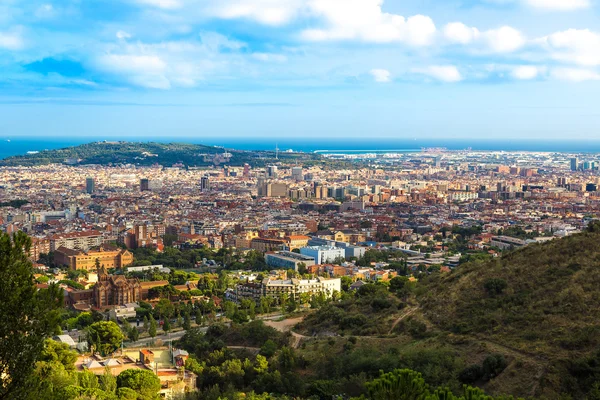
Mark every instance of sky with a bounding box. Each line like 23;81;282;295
1;0;600;143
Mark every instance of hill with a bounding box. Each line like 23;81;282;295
419;226;600;398
0;141;319;167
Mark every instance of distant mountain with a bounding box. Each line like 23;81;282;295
0;141;319;167
420;225;600;398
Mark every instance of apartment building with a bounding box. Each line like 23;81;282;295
50;230;104;251
232;277;341;303
250;237;287;253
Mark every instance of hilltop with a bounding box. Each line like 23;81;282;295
290;228;600;398
0;141;320;167
418;226;600;398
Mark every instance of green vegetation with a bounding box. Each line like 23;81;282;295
0;141;321;167
32;339;162;399
297;283;406;336
419;227;600;398
87;321;124;355
0;199;29;208
0;231;63;399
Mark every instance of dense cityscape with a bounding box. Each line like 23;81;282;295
3;144;600;399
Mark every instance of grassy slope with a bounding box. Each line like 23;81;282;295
418;230;600;398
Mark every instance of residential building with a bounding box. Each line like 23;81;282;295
250;237;286;253
232;277;341;303
50;230;104;251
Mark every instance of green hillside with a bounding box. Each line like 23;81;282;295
0;141;318;167
419;225;600;398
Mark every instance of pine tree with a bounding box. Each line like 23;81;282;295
148;315;157;338
0;231;63;399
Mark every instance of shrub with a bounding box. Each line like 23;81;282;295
459;364;483;384
484;278;507;296
482;354;507;380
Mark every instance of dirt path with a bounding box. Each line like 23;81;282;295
388;306;419;334
289;331;308;349
264;316;305;332
263;316;309;349
473;336;548;397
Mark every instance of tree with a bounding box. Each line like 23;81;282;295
148;315;157;338
0;231;63;399
365;368;429;400
99;366;117;394
340;276;353;292
143;315;149;331
163;318;171;334
154;298;174;319
39;339;78;370
260;340;278;358
298;262;308;275
183;313;191;330
128;326;139;342
87;321;124;355
117;369;161;398
484;278;507;296
482;354;507;380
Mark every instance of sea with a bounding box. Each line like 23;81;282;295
2;137;600;160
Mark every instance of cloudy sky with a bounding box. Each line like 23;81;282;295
1;0;600;142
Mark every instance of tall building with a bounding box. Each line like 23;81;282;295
201;175;211;192
140;178;149;191
571;158;579;172
291;167;303;181
86;177;95;194
267;165;278;178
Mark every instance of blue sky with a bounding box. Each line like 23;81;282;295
1;0;600;142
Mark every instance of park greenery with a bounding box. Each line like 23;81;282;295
10;226;600;398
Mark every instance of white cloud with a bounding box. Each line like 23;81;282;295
0;30;23;50
116;30;132;40
525;0;590;10
209;0;305;26
541;29;600;66
134;0;182;9
483;26;526;53
97;53;170;89
444;22;479;45
443;23;525;53
252;53;287;62
415;65;462;82
551;67;600;82
94;33;247;89
302;0;436;45
370;68;391;82
511;65;543;79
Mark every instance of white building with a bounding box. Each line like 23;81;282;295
300;245;345;264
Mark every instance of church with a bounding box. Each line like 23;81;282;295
93;266;141;308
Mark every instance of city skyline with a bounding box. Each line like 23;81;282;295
1;0;600;140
